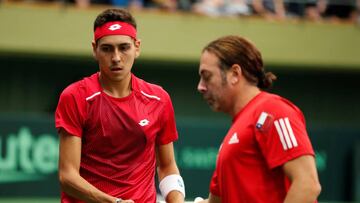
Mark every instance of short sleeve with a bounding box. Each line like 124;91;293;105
254;100;315;169
209;166;221;197
156;92;178;145
55;85;85;137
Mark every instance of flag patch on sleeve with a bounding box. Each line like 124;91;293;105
256;112;274;132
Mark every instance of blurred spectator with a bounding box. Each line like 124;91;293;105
321;0;358;22
192;0;250;17
178;0;196;10
66;0;145;10
250;0;286;20
358;0;360;24
144;0;177;11
72;0;143;9
113;0;143;9
3;0;359;24
285;0;322;21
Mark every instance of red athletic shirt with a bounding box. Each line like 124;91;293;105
209;92;316;203
55;73;178;203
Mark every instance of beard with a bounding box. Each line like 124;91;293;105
203;94;221;112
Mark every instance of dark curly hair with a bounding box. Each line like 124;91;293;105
93;8;137;31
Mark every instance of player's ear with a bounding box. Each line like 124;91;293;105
229;64;241;85
92;40;98;60
134;39;141;58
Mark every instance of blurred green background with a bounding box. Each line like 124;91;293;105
0;3;360;203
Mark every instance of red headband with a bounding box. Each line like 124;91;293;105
94;21;137;41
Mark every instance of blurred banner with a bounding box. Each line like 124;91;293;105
0;115;59;196
0;115;359;201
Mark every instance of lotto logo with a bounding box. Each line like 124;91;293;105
139;119;150;127
108;24;122;31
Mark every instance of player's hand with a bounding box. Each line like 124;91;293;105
115;198;134;203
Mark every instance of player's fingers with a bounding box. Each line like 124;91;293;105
122;200;134;203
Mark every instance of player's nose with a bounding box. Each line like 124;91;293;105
112;49;122;63
197;80;207;94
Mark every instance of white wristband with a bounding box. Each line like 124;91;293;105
159;174;185;199
194;197;204;202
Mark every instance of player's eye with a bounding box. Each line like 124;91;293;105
202;73;211;82
100;46;112;52
119;44;131;52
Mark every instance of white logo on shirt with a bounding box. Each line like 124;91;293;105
228;132;239;144
274;117;298;150
139;119;150;127
109;24;121;31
